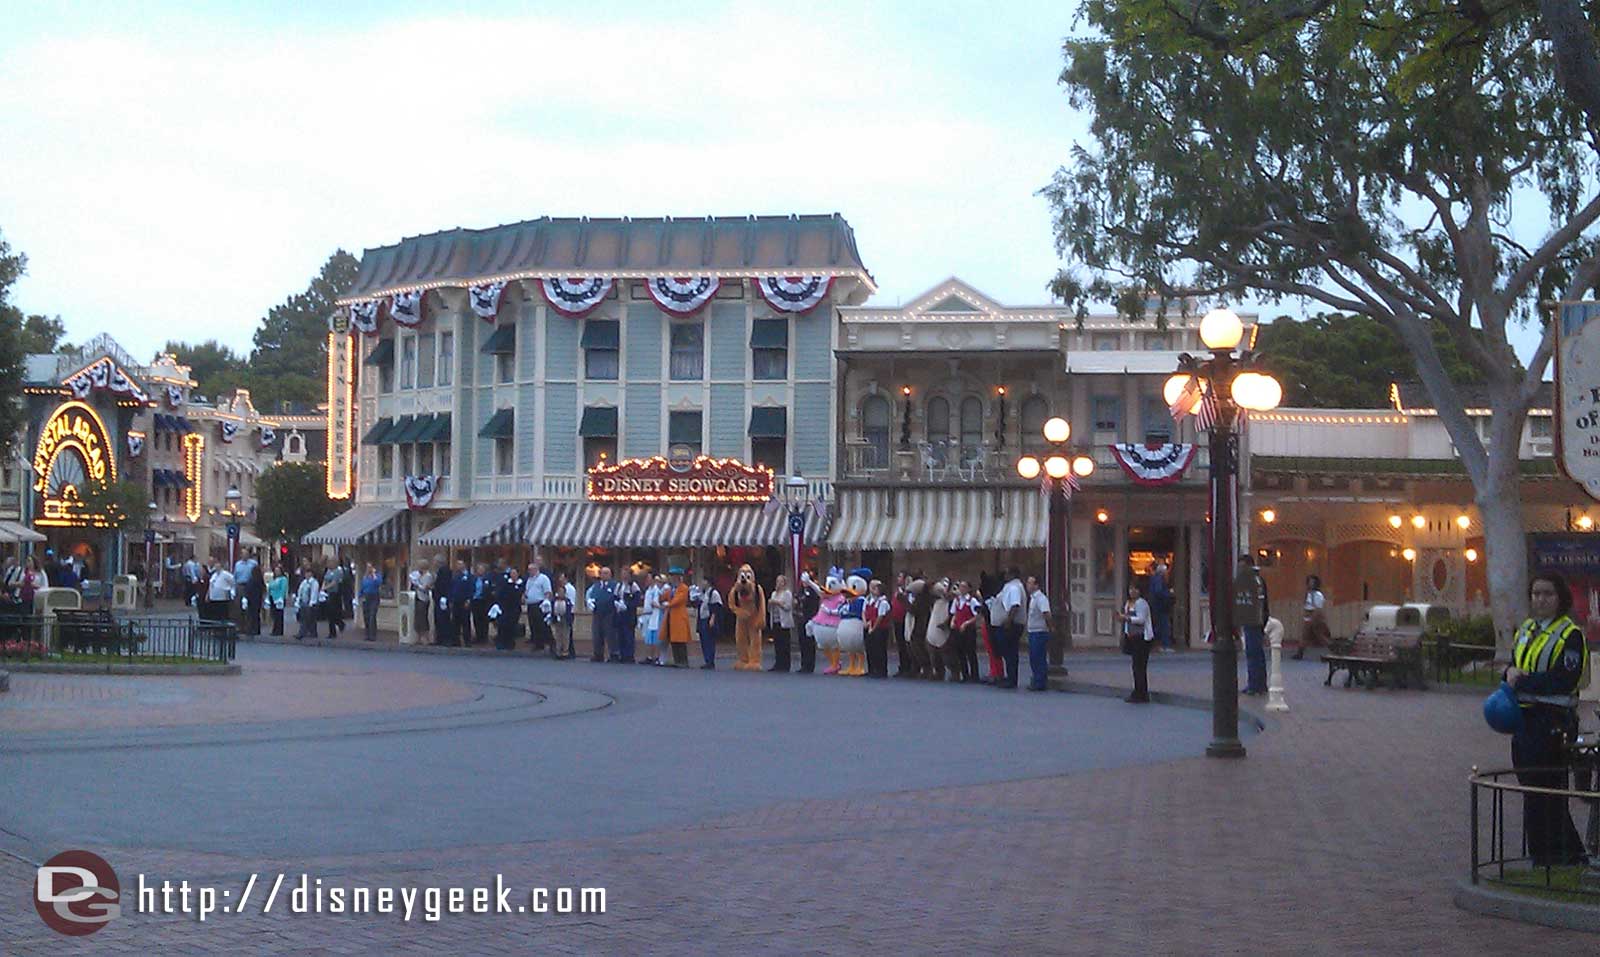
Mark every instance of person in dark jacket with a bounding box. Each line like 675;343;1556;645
447;560;475;647
614;569;642;663
1234;554;1270;695
587;567;617;662
493;562;522;650
795;573;821;673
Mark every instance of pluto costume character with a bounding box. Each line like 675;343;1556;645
729;563;768;671
808;570;846;674
835;569;870;676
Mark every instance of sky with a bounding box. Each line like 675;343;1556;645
0;0;1549;365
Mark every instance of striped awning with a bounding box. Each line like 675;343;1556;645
0;520;46;544
609;504;825;548
418;501;537;547
301;504;410;546
524;501;617;546
828;488;1047;551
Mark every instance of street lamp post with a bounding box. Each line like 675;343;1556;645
1167;308;1283;760
1016;417;1096;669
145;501;157;608
224;485;243;569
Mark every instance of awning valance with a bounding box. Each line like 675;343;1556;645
828;488;1046;552
479;408;514;439
481;325;516;354
579;406;618;438
524;501;617;547
395;414;434;444
301;505;410;546
238;529;266;549
750;318;788;349
608;503;825;548
417;501;538;547
580;319;620;350
365;339;395;366
0;520;46;544
748;406;787;438
417;412;452;442
362;417;393;446
379;415;415;445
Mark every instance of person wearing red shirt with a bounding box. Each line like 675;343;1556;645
889;572;911;678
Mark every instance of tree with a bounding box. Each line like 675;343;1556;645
164;339;248;400
20;314;68;354
1044;3;1600;651
77;480;153;533
255;461;347;549
247;250;359;410
1255;313;1478;408
0;230;36;459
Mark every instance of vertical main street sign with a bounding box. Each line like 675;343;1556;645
325;312;355;500
1556;301;1600;501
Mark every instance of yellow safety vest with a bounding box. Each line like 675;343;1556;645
1512;615;1591;702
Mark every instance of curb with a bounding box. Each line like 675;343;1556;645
1454;879;1600;933
0;662;242;676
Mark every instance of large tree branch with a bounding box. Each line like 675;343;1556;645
1500;190;1600;299
1540;0;1600;132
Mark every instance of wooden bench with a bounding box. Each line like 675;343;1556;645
1323;632;1426;689
55;609;142;656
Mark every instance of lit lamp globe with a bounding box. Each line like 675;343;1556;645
1017;456;1042;480
1254;373;1282;410
1231;371;1262;410
1044;455;1071;480
1163;373;1196;408
1043;416;1071;444
1200;308;1244;351
1071;455;1095;477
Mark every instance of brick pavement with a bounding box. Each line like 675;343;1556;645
1;650;1594;954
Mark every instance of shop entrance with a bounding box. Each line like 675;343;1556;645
1128;524;1180;644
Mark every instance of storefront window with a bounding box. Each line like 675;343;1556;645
1093;521;1117;597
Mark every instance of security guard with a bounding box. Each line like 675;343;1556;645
1505;571;1592;868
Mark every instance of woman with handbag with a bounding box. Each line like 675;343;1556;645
1117;583;1155;703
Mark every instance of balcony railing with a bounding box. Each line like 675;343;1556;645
841;439;1210;484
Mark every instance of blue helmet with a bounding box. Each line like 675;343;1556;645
1483;683;1524;735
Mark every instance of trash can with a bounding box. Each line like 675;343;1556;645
397;590;416;645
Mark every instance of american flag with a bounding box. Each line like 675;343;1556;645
1195;388;1220;432
1169;376;1200;421
1038;472;1081;500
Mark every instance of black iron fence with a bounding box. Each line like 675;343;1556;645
1425;636;1498;685
1469;762;1600;902
0;614;236;664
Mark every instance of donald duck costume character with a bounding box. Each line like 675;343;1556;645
835;568;871;677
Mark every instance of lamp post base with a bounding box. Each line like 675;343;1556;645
1205;738;1247;759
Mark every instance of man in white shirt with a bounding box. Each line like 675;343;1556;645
204;561;236;623
524;561;553;652
1024;576;1054;691
182;555;201;607
994;568;1026;689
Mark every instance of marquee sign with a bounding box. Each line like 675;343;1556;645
1557;301;1600;501
33;401;118;527
586;455;774;503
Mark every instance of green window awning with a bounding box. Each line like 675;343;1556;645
417;412;452;443
750;318;788;349
479;408;514;439
364;339;395;366
481;325;516;354
748;406;787;438
361;417;393;445
395;414;434;443
580;319;620;350
378;415;414;445
668;411;701;445
579;406;618;438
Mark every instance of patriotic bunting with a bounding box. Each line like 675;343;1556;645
646;276;720;315
388;290;425;327
260;426;277;449
64;357;150;404
347;301;381;336
220;421;239;444
67;374;92;399
540;277;613;317
127;433;145;458
755;276;832;314
405;474;439;509
167;384;185;408
469;281;509;322
1109;443;1198;486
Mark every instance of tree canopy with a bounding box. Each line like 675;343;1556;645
255;461;347;548
163;339;249;401
0;231;37;458
245;250;358;411
1254;313;1478;408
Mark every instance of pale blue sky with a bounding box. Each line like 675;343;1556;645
0;0;1548;366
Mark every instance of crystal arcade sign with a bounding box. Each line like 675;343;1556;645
586;455;773;503
33;401;118;527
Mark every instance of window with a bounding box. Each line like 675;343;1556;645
379;358;395;393
926;397;951;447
1143;334;1169;351
752;437;786;474
379;446;393;479
437;332;454;387
418;442;434;475
1141;396;1171;442
418;332;435;388
400;335;417;389
285;433;304;456
583;320;620;380
496;351;515;384
438;443;451;476
1531;415;1553;438
670;322;704;380
399;444;414;477
1020;395;1048;453
1093;333;1120;351
495;437;513;475
668;410;703;455
861;395;891;468
959;396;983;451
751;318;788;380
584;436;618;468
1092;395;1123;436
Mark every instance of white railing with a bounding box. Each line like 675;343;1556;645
542;475;582;500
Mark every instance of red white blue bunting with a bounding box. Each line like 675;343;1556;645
167;385;185;408
646;276;720;315
347;301;381;336
755;276;832;314
220;421;239;444
388;290;425;327
469;281;509;322
1109;443;1197;486
540;277;613;318
64;358;150;404
260;427;277;449
127;433;145;457
405;474;438;509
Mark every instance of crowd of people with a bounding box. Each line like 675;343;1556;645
0;549;88;610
